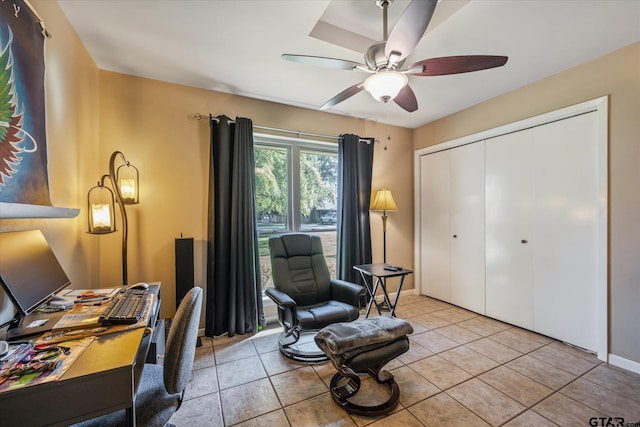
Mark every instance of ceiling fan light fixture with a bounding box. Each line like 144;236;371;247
364;71;408;103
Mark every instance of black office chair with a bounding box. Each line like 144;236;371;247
73;287;203;427
265;233;364;362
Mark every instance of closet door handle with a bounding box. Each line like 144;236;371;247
453;234;457;238
521;239;528;244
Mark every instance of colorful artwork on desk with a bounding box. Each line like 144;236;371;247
0;0;50;205
0;337;93;392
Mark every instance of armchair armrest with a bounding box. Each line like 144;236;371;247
330;279;365;308
265;287;297;310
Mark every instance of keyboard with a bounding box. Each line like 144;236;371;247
99;288;149;325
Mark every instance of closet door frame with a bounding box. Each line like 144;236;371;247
414;96;608;361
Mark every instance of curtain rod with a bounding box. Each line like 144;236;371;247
194;113;377;144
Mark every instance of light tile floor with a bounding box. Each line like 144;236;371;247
168;295;640;426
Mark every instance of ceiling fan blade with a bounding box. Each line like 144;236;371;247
393;85;418;113
282;54;364;71
320;83;364;110
385;0;437;62
410;55;509;76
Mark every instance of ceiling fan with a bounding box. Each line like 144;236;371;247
282;0;508;113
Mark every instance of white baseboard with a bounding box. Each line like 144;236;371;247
608;353;640;375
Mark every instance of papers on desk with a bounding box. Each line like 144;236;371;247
47;289;119;330
0;337;93;393
52;313;102;330
37;327;109;345
0;342;32;368
39;293;156;344
58;287;120;304
51;302;107;330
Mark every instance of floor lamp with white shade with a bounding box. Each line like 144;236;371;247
370;189;398;264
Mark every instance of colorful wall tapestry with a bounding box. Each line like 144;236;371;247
0;0;50;205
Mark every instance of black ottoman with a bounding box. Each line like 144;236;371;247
315;315;413;416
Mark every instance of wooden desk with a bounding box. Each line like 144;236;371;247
0;284;161;426
353;264;412;318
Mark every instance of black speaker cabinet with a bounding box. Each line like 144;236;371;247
175;237;194;311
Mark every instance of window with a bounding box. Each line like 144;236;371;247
254;134;338;290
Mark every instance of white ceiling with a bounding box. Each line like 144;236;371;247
57;0;640;129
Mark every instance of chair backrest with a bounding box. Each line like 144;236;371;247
269;234;332;306
163;286;203;395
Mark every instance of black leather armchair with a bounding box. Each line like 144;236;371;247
266;233;364;362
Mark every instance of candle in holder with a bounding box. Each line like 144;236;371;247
119;178;137;203
91;203;113;232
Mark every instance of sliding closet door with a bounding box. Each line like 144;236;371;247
485;131;535;329
416;98;606;358
420;151;451;302
532;113;599;351
450;142;485;314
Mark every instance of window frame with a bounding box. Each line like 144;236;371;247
254;132;339;235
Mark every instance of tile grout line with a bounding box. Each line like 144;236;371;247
400;302;575;426
188;296;632;426
377;300;602;424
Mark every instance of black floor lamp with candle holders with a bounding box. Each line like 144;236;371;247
87;151;139;286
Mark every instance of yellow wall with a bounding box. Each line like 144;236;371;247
414;42;640;365
0;0;100;322
98;72;415;319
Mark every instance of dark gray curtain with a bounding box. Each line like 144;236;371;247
206;115;265;337
336;134;374;284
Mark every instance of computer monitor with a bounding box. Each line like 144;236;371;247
0;230;71;317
